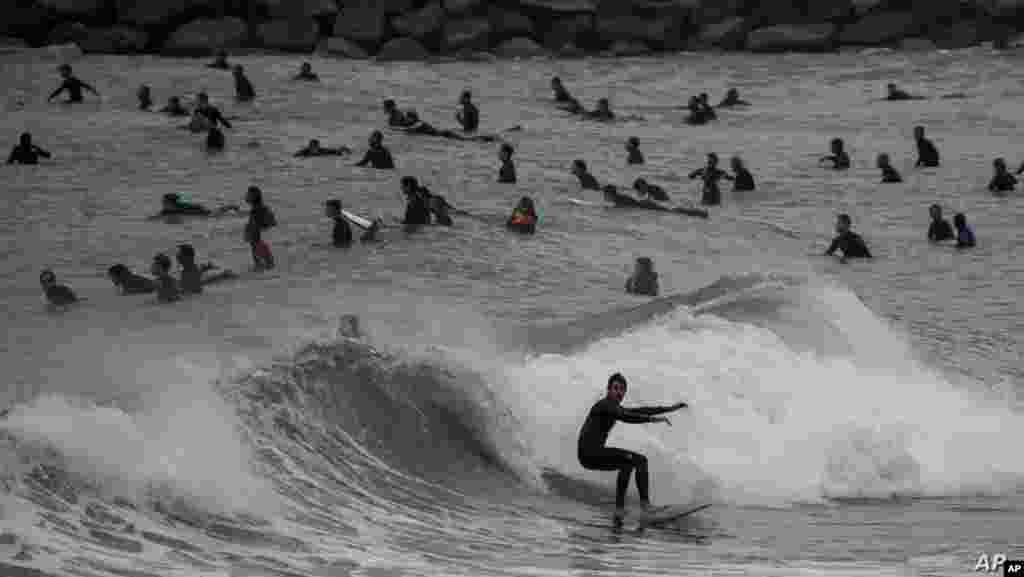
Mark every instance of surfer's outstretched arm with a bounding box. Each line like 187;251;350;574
627;402;687;416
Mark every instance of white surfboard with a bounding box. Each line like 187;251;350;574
635;503;712;527
567;197;614;208
341;209;373;230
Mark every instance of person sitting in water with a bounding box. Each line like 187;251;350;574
456;90;479;133
498;143;516;183
577;372;687;528
506;196;537;235
820;138;850;170
825;213;872;262
913;126;940;168
150;253;180;303
295;139;350;157
160;96;190;117
718;88;750;108
382;99;415;128
877;153;903;183
927;204;955;243
48;64;99;104
400;176;431;229
953;213;975;249
633;178;669;203
625;137;644;165
583;98;615;121
293;62;319;82
885;83;917;101
138;84;153;110
355;130;395;170
8;133;51;165
572;159;601;191
551;76;573;103
689;152;731;206
39;269;79;308
730;156;755;191
625;257;659;296
191;92;232;132
108;264;156;295
988;158;1017;194
207;50;230;70
233;64;255;103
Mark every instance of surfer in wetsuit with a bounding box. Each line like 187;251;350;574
718;88;749;108
383;99;415;128
572;160;600;191
295;139;350;157
355;130;395;170
325;199;353;247
633;178;669;202
400;176;431;230
150;193;238;219
730;156;755;191
108;264;155;295
137;84;153;110
150;253;180;303
820;138;850;170
584;98;615;121
48;64;99;104
39;269;79;308
913;126;939;168
456;90;479;133
578;373;687;527
293;62;319;82
232;64;255;103
954;213;975;249
400;110;497;142
877;153;903;183
626;137;644;165
885;83;917;101
498;143;516;183
160;96;190;117
8;133;51;165
689;152;731;206
988;158;1016;194
191;92;232;132
927;204;954;243
551;76;573;103
824;213;872;263
625;257;659;296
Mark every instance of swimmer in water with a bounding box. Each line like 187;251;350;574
355;130;395;170
160;96;190;117
927;204;954;243
7;133;51;165
191;92;232;131
325;199;353;248
138;85;153;110
498;142;516;183
954;213;975;249
698;94;716;119
820;138;850;170
428;195;453;226
689;152;731;206
626;137;644;165
293;62;319;82
401;110;496;142
718;88;749;108
149;193;238;220
988;158;1017;194
633;178;669;203
206;126;225;151
685;95;714;125
625;257;659;296
39;269;79;308
382;99;415;128
233;64;255;103
877;153;903;183
572;159;601;191
456;90;479;133
208;50;230;70
48;64;99;104
177;243;228;294
507;196;537;235
150;253;180;303
245;186;276;271
824;213;872;263
913;126;940;168
551;76;573;103
584;98;615;121
563;97;585;115
108;264;156;295
730;156;755;191
401;176;431;229
885;83;917;101
295;139;350;157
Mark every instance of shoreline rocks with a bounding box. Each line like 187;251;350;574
2;0;1020;59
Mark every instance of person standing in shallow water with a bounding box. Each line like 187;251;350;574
877;153;902;183
498;143;516;183
355;131;395;170
48;64;99;104
571;160;600;191
625;257;659;296
245;186;276;271
825;213;872;263
325;199;352;248
456;90;479;133
625;137;644;165
233;64;255;103
578;373;687;528
913;126;939;168
689;152;731;206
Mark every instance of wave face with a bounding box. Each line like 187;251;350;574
1;275;1021;576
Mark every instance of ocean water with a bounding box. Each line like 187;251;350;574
0;46;1022;576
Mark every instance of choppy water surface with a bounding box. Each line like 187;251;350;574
0;47;1022;576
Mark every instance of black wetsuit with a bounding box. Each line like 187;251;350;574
881;165;903;183
206;127;225;150
499;160;516;183
45;284;78;306
690;167;728;206
886;89;914;101
989;172;1017;193
403;193;431;227
332;216;353;247
823;152;850;170
50;77;95;103
196;105;231;129
180;265;203;294
235;76;255;102
356;145;395;169
161;203;211;217
118;273;156;294
388;111;415;128
826;231;872;259
458;103;479;133
627;149;644;165
8;144;50;165
584;109;614;121
928;219;954;242
577;172;600;191
733;168;755;191
295;72;319;81
161;104;190;117
554;87;572;103
155;275;180;303
577;398;674;509
915;138;940;167
626;273;659;296
641;184;669;203
246;204;276;245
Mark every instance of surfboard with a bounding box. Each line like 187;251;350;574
567;198;614;208
635;503;712;527
341;209;373;230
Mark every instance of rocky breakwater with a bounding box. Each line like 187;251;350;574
1;0;1022;60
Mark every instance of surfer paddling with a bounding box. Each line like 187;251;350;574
578;373;688;528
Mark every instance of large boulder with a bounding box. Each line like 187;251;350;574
697;16;748;49
37;0;105;18
595;14;674;44
443;18;490;50
392;1;446;39
257;17;320;52
332;5;388;44
444;0;482;14
375;35;430;60
115;0;221;26
255;0;338;19
490;7;534;37
839;11;921;45
541;13;593;49
79;26;149;52
317;35;369;57
746;23;835;51
494;36;546;57
518;0;596;12
163;17;248;55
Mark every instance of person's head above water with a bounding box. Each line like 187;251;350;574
572;159;587;175
606;372;628;404
161;193;180;211
232;64;244;75
914;125;925;140
596;98;611;112
369;130;383;147
246;185;263;206
551;76;563;89
325;198;342;217
707;152;718;167
151;253;172;276
107;264;129;283
308;138;321;150
460;90;472;104
400;176;419;196
954;212;967;229
19;132;31;147
197;92;210;105
727;88;739;99
731;156;745;171
515;196;535;213
382;99;396;112
626;136;639;150
39;268;57;288
499;142;514;161
634;256;654;276
58;64;71;78
835;213;852;234
830;138;844;153
876;153;891;168
993;157;1007;172
929;203;943;221
176;243;196;266
300;62;312;74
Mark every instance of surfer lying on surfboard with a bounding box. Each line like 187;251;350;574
602;185;710;219
578;372;688;528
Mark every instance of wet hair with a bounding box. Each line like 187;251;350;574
370;130;383;141
551;76;562;84
608;373;627;387
731;156;744;168
461;90;471;100
633;177;646;189
636;257;654;273
994;158;1006;169
831;138;843;148
153;253;171;272
517;196;535;212
837;213;852;226
326;199;341;212
929;203;942;215
500;143;514;156
19;132;31;145
177;244;196;262
58;64;71;73
233;64;244;73
954;213;967;227
707;152;718;163
108;264;128;278
405;110;419;122
877;153;890;165
627;136;639;147
400;176;418;190
383;99;396;109
39;269;56;284
573;159;587;171
246;185;263;205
